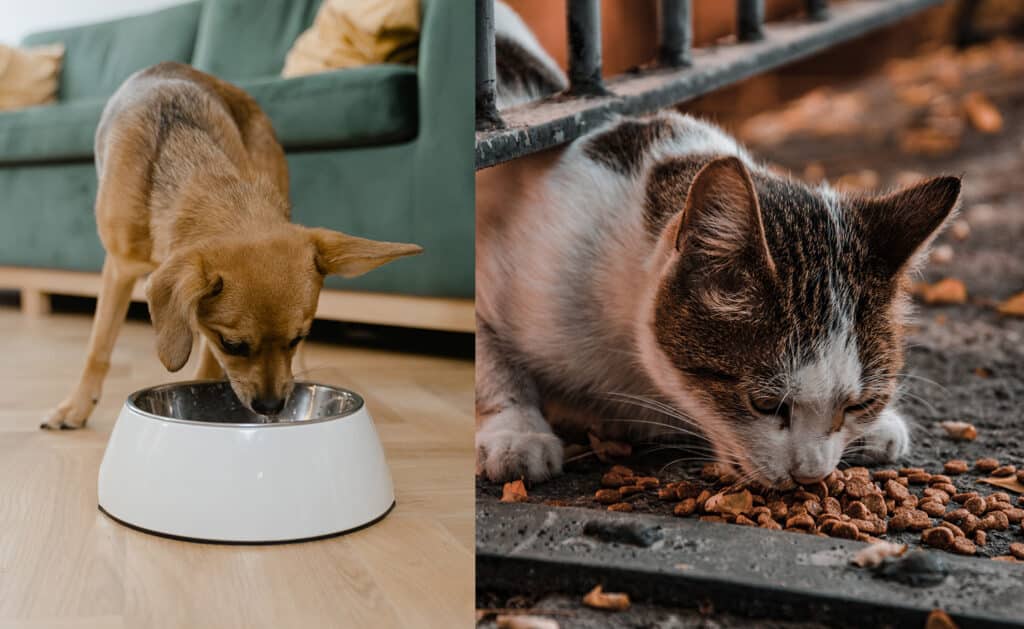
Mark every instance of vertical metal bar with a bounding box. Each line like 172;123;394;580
475;0;503;130
659;0;692;68
567;0;607;96
805;0;829;21
737;0;765;42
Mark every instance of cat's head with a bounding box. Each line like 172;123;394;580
638;156;960;488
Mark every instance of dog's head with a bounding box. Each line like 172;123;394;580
146;225;421;415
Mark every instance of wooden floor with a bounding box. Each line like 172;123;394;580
0;306;475;629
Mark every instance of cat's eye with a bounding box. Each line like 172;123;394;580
288;335;305;349
220;335;250;357
845;397;879;416
748;394;791;422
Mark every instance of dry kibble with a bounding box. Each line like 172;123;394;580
1003;508;1024;524
938;521;965;538
963;91;1003;134
920;501;947;517
922;526;955;550
830;521;860;539
872;469;899;482
908;472;932;485
923;488;950;504
964;496;987;516
619;485;643;497
953;492;979;504
636;476;660;489
704;490;754;516
952;537;977;556
928;475;953;486
601;472;626;488
768;500;788;521
981;510;1009;531
943;459;969;474
1010;543;1024;560
845;501;871;520
1017;469;1024;483
785;513;815;530
735;514;757;526
759;517;782;530
595;489;621;505
999;292;1024;317
862;493;888;517
607;502;633;513
674;499;697;517
975;458;1000;473
933;483;958;496
885;479;910;501
658;487;680;502
940;421;977;441
974;530;986;546
991;465;1016;477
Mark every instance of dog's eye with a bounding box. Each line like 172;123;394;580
748;393;791;424
288;335;305;349
220;335;250;357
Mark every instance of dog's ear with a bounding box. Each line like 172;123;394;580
307;227;423;278
146;253;221;372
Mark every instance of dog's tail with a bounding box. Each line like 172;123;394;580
493;1;567;111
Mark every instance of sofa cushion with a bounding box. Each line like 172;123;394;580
0;63;416;164
240;64;417;149
0;98;104;164
193;0;324;80
20;2;201;101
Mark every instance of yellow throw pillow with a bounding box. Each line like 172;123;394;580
0;43;64;111
283;0;419;78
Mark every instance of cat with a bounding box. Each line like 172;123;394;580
475;3;962;486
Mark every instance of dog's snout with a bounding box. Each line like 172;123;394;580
252;397;285;415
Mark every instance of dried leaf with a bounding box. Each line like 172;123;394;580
980;476;1024;494
925;609;959;629
963;92;1003;134
704;490;754;516
582;585;630;611
501;480;529;503
997;292;1024;317
921;278;968;305
588;432;632;463
851;541;908;568
940;421;977;441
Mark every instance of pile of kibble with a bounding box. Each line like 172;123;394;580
591;459;1024;561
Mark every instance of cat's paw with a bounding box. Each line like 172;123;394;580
477;408;563;483
858;408;911;463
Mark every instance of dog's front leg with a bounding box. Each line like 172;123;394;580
193;337;224;380
41;258;138;430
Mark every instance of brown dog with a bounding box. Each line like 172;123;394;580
42;62;421;429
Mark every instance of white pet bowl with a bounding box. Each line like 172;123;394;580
97;381;395;544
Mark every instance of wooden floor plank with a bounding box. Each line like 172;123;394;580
0;307;474;628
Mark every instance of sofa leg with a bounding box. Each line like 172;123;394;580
21;289;51;317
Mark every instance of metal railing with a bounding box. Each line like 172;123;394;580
475;0;944;170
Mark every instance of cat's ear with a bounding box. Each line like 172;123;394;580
858;176;961;277
674;156;776;275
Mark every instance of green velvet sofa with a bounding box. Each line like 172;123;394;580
0;0;473;331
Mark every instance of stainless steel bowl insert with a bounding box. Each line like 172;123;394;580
127;381;363;426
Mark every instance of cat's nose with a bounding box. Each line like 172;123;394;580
791;472;828;485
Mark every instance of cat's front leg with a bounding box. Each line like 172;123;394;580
859;407;911;463
476;318;563;482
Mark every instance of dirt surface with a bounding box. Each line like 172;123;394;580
477;39;1024;626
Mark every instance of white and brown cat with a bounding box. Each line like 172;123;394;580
476;3;961;486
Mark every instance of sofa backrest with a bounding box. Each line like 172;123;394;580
20;2;202;102
192;0;324;80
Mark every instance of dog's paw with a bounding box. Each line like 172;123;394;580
40;396;96;430
858;408;910;463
